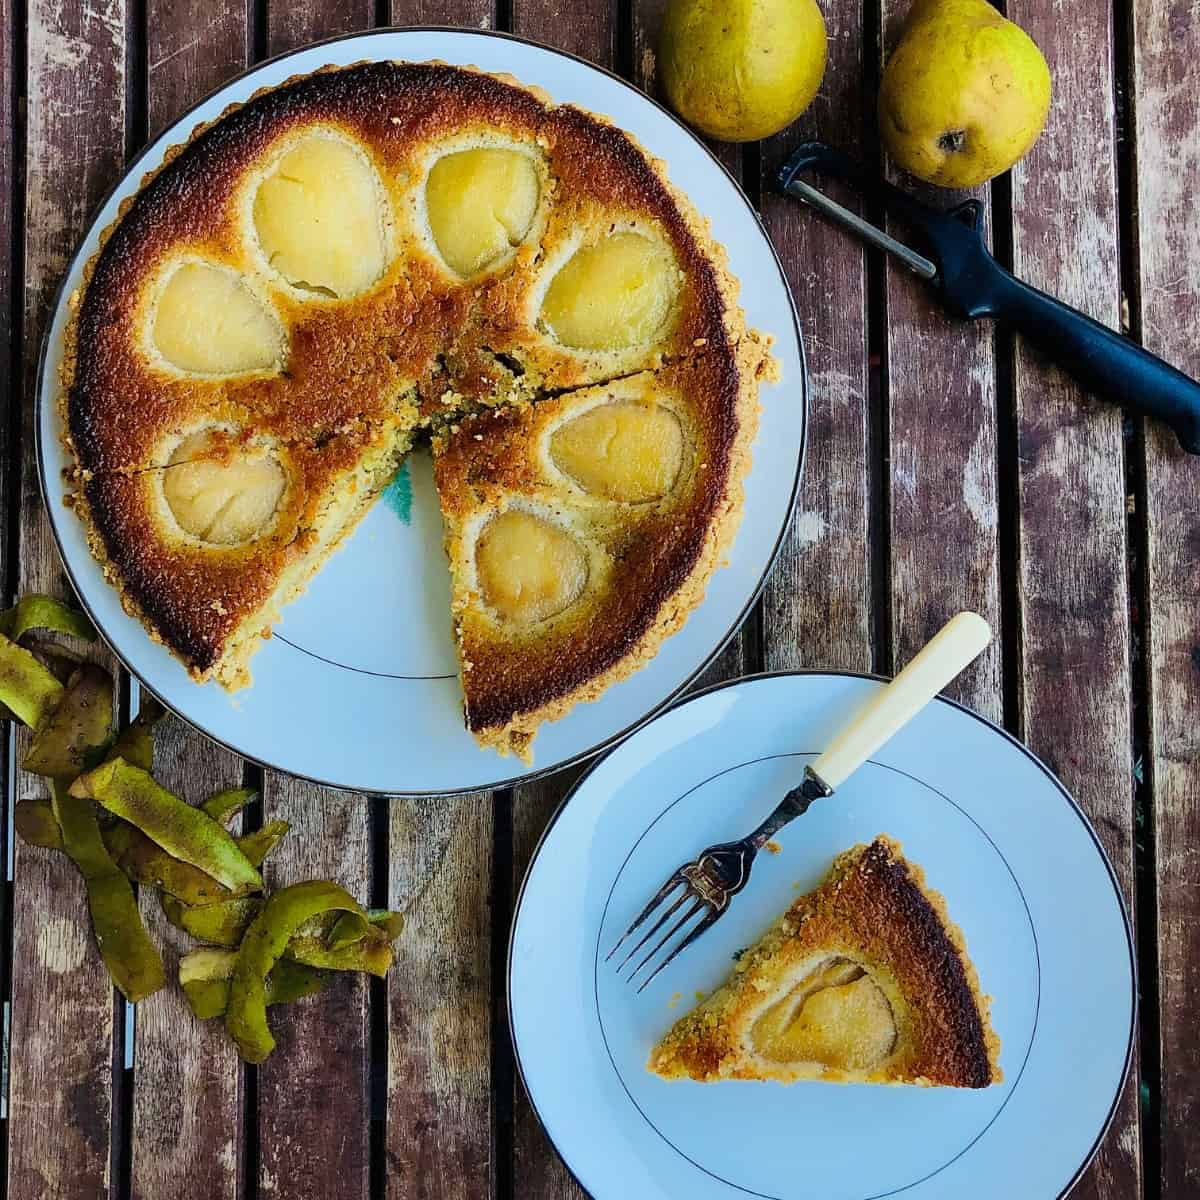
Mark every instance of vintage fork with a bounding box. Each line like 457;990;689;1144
608;611;992;991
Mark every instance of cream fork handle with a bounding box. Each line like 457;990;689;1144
809;611;992;790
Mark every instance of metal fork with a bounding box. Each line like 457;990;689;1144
608;611;992;991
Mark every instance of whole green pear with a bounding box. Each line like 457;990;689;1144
879;0;1051;188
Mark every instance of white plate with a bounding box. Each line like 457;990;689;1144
509;673;1135;1200
36;29;806;795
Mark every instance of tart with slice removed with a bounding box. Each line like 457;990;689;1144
61;60;777;755
649;836;1002;1087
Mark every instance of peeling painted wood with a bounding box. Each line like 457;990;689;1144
512;0;615;65
0;2;1188;1194
146;0;249;138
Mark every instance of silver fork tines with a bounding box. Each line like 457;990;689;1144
607;766;834;991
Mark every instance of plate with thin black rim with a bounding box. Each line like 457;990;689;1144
509;671;1135;1199
35;27;806;795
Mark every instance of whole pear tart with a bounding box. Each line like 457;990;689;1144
649;836;1002;1087
62;60;777;757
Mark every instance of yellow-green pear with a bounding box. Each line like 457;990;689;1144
659;0;828;143
879;0;1051;188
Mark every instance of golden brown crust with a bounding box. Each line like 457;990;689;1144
62;59;777;750
649;836;1002;1088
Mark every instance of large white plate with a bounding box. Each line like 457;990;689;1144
510;673;1135;1199
36;29;806;795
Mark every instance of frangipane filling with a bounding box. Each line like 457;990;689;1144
550;402;683;501
151;262;282;374
163;431;287;545
750;957;897;1071
540;231;679;351
476;510;588;624
253;133;388;297
425;148;540;276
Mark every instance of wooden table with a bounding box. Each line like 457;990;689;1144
2;1;1196;1196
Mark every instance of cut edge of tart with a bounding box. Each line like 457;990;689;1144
648;836;1002;1088
57;59;779;757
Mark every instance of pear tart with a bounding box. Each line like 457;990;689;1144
649;837;1002;1088
62;60;775;749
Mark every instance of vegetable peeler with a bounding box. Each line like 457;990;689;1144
776;142;1200;455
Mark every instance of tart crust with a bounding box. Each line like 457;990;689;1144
649;836;1003;1087
62;60;776;755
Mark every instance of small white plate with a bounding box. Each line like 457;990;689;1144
35;29;806;795
509;673;1135;1200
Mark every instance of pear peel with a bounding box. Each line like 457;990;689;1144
879;0;1051;189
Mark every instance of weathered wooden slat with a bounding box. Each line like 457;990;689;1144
269;0;374;56
0;0;12;583
377;10;499;1198
1006;1;1141;1194
145;0;249;138
878;8;1002;720
130;720;247;1200
758;2;872;675
386;0;493;23
506;5;613;1193
252;13;376;1200
258;777;373;1200
387;795;493;1198
1130;2;1200;1195
510;771;587;1200
127;11;252;1198
7;3;128;1198
511;0;615;67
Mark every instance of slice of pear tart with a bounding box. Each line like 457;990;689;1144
62;60;777;756
432;345;771;758
649;836;1002;1088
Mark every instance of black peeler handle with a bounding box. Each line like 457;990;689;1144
778;142;1200;455
977;270;1200;454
